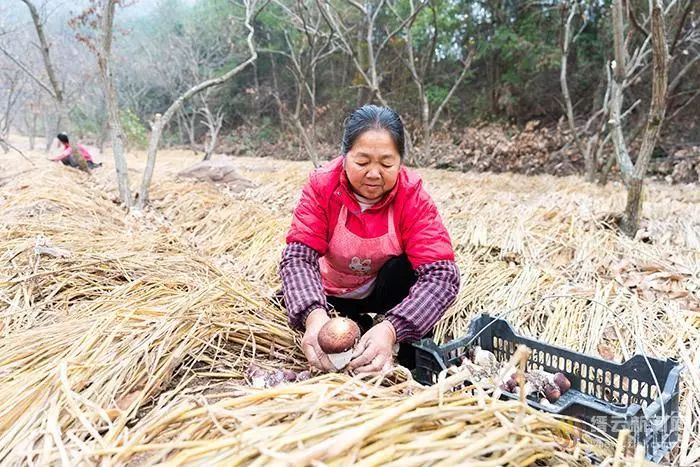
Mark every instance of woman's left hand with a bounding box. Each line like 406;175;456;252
348;320;396;374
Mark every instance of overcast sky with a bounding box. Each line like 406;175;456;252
0;0;200;29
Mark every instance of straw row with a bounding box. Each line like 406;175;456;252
1;153;698;464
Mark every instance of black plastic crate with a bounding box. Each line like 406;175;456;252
413;314;682;462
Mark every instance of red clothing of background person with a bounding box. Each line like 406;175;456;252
49;132;101;170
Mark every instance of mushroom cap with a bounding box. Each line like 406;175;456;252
543;383;561;403
501;378;516;393
554;372;572;393
318;318;361;354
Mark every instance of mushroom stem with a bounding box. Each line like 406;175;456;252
328;350;353;370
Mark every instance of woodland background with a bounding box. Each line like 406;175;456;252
1;0;697;183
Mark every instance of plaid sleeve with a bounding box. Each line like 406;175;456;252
385;260;460;342
279;242;328;330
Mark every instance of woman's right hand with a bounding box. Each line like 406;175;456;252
301;308;335;371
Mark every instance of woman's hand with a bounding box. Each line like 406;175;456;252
348;320;396;374
301;308;335;371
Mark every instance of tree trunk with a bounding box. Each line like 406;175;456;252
597;135;614;185
489;54;500;116
98;0;131;207
295;119;319;167
632;6;669;181
138;0;260;209
19;0;69;136
619;177;643;237
269;56;286;125
175;109;185;145
29;113;37;150
609;0;668;237
252;60;260;117
98;117;109;153
422;119;431;164
186;111;197;154
201;105;223;162
290;72;318;166
415;80;429;165
43;109;57;152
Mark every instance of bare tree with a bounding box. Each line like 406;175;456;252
137;0;266;209
559;1;686;186
559;1;637;185
559;1;592;179
664;0;699;121
317;0;423;107
394;0;473;163
4;0;69;138
177;105;199;153
199;94;224;161
171;18;236;153
0;69;23;147
265;0;338;166
610;0;669;237
97;0;131;206
315;0;425;157
18;84;44;151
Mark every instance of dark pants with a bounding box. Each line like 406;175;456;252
327;254;415;328
275;254;422;368
328;254;419;368
61;156;101;170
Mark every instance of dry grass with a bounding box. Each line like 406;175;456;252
1;142;698;466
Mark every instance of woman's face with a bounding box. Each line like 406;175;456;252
344;129;401;200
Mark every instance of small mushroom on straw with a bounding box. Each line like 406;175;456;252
246;365;269;389
318;317;361;370
246;365;308;388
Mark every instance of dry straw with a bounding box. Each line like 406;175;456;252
1;152;698;465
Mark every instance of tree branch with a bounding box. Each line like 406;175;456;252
376;0;427;58
0;44;56;99
429;49;474;131
560;2;586;164
0;136;35;165
667;88;699;121
138;0;265;208
633;0;669;180
19;0;63;102
669;1;693;57
610;0;635;183
626;0;649;38
668;52;700;95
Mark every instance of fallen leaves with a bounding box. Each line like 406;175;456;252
608;257;698;312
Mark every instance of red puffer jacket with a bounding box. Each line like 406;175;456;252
286;156;454;267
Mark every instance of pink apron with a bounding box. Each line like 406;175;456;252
319;204;403;297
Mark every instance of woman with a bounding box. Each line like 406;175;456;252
49;133;101;171
279;105;460;374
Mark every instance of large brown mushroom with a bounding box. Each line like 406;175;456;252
318;317;361;370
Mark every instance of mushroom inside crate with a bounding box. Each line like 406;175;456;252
459;346;572;404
